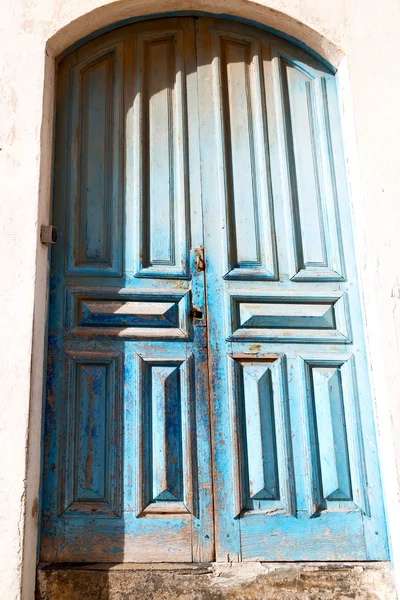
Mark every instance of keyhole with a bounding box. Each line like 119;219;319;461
191;307;203;319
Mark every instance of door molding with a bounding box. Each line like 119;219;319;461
49;8;343;69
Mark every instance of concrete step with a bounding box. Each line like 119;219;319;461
36;561;396;599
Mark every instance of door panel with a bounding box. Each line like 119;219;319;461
42;15;388;565
41;18;214;563
132;28;190;278
209;28;277;280
274;51;345;281
196;17;388;561
66;41;123;277
229;355;294;516
64;287;191;339
59;350;123;518
134;354;195;515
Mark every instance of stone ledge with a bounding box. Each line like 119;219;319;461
36;561;397;600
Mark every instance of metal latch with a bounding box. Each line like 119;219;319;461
194;247;205;272
40;225;57;244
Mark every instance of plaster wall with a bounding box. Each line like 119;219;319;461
0;0;399;598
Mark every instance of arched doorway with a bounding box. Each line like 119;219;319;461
41;15;388;563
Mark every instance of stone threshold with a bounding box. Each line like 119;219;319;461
37;561;397;599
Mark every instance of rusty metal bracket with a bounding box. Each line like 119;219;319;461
194;247;205;272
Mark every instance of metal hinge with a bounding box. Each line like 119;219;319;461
40;225;57;244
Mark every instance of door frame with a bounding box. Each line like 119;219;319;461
21;7;395;598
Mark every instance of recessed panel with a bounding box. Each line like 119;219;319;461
277;54;345;281
304;358;368;514
135;33;189;278
146;39;175;266
136;356;195;516
67;48;122;275
65;288;190;340
79;300;179;328
312;366;352;501
229;294;351;343
59;351;122;517
76;363;108;502
242;364;279;501
229;355;294;514
151;365;183;501
240;302;335;329
222;40;259;267
214;33;277;280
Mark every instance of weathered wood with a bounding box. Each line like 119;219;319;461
197;15;388;561
41;15;388;566
42;17;213;564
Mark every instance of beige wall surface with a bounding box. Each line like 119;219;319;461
1;0;400;598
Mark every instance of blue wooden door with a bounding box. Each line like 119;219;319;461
196;17;388;561
41;16;388;563
41;18;214;562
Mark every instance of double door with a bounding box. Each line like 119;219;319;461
41;16;388;563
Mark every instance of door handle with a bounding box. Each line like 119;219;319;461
194;247;205;272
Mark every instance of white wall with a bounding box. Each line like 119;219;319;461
0;0;399;598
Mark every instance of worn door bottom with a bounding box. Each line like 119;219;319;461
36;562;396;599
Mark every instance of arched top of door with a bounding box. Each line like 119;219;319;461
46;5;344;71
